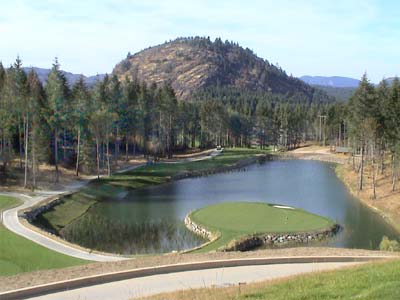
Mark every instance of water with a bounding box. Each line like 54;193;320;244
62;160;399;254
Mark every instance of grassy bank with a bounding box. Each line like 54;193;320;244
0;195;22;212
189;202;334;252
37;148;269;233
145;259;400;300
0;195;86;276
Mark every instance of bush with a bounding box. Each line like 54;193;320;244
379;236;400;252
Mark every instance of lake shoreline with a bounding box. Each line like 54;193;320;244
23;150;270;255
287;146;400;236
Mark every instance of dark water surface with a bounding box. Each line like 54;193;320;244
63;160;399;254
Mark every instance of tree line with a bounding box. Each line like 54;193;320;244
3;57;390;191
322;74;400;198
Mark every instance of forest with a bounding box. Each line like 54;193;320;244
0;57;399;195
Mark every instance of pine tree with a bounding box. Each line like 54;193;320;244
71;76;91;176
27;69;46;189
348;73;378;191
45;58;69;183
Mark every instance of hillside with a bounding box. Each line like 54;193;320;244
312;85;356;101
300;75;360;88
22;67;105;87
113;37;331;103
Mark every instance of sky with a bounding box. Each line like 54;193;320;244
0;0;399;82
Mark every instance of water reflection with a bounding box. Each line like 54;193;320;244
63;160;399;253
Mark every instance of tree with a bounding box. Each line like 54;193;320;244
45;58;69;183
71;76;91;176
6;58;30;186
89;108;116;178
348;74;378;191
383;78;400;191
26;69;46;189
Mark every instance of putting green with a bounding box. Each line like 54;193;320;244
189;202;334;251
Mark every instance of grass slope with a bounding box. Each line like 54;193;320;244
190;202;334;252
0;195;22;211
39;148;268;232
0;195;86;276
145;259;400;300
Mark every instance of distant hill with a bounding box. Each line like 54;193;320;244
300;76;360;88
113;37;332;103
22;67;105;87
312;85;356;102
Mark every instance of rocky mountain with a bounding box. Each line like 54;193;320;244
22;67;105;87
113;37;331;102
300;75;360;88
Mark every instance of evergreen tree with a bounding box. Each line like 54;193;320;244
45;58;69;183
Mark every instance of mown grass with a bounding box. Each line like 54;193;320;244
144;259;400;300
39;148;269;232
0;195;86;276
190;202;334;252
0;195;22;212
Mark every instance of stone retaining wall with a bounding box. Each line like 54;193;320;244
184;215;214;240
185;212;342;252
224;224;342;252
23;196;65;223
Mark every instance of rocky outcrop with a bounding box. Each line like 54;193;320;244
113;37;329;102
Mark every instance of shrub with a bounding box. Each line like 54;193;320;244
379;236;400;252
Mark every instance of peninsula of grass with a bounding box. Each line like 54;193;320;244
37;148;269;233
188;202;335;252
0;195;86;276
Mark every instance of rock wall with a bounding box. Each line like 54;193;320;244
185;213;342;252
23;197;64;223
224;224;342;252
184;215;214;240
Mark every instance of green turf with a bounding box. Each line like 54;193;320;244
39;148;269;231
0;195;86;276
0;195;22;212
37;193;97;232
189;202;334;252
238;259;400;300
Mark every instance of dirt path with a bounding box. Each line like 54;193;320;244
288;145;349;164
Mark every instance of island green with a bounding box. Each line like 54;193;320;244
189;202;334;251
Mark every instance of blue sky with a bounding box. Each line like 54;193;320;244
0;0;399;82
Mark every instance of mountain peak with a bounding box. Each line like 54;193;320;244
113;37;328;102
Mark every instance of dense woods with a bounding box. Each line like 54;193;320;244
0;56;332;188
0;53;399;196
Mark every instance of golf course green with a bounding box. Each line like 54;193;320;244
188;202;335;252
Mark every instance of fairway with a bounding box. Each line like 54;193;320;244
189;202;334;251
0;195;86;276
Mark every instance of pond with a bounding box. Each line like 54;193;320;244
61;160;399;254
